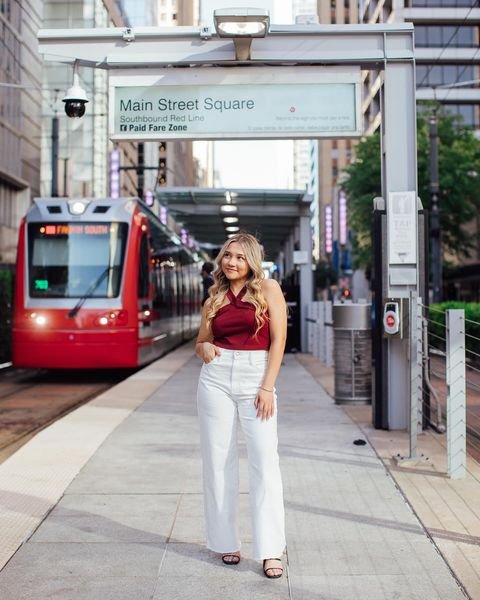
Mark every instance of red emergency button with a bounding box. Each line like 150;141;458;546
386;314;396;328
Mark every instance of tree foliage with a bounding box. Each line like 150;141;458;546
342;110;480;270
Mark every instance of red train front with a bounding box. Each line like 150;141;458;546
12;197;201;369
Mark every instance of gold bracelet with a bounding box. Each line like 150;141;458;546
260;386;273;392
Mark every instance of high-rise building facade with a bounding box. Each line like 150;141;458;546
291;2;318;195
40;0;140;200
40;0;198;204
309;1;359;265
360;0;480;132
360;0;480;298
0;0;43;264
292;0;318;18
163;0;198;189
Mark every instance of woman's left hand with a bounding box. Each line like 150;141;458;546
255;388;275;421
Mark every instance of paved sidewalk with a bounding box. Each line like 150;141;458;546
299;353;480;600
0;346;468;599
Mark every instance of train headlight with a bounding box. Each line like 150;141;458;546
30;313;47;326
68;201;89;215
93;311;128;327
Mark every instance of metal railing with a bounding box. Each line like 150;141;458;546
421;303;480;479
307;296;475;479
306;301;334;367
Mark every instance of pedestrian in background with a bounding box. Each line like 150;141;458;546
201;261;215;306
195;232;287;579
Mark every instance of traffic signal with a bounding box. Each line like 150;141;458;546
158;157;167;186
341;288;351;300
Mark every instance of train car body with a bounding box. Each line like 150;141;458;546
13;197;202;369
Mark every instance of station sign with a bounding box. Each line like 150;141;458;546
109;66;361;141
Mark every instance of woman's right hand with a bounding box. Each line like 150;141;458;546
197;342;222;364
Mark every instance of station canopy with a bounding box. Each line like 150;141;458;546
157;188;311;260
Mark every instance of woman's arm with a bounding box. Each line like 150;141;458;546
195;299;221;363
255;279;287;420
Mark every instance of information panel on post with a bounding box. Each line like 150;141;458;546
109;66;362;141
387;191;418;289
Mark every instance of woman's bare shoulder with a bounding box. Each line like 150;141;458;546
260;278;283;297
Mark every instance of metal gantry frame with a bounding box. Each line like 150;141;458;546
38;21;419;430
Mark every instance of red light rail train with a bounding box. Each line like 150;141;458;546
12;197;202;369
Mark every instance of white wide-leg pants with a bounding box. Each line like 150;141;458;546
196;348;286;560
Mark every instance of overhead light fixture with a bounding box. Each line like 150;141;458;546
68;200;89;215
214;8;270;61
226;226;240;233
223;217;239;224
214;8;269;37
220;204;238;214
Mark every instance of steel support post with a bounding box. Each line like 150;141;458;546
382;60;419;430
51;115;59;197
446;309;466;479
409;291;424;458
429;113;442;303
394;291;427;465
409;292;419;457
299;209;313;352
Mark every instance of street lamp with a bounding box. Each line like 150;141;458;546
214;8;270;61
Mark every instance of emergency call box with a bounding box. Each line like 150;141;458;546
383;301;401;336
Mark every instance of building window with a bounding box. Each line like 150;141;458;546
0;0;21;30
416;64;475;87
415;25;476;48
448;104;476;127
412;0;476;6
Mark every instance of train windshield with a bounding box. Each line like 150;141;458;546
28;222;128;298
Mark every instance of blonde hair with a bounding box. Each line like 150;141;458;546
205;232;268;335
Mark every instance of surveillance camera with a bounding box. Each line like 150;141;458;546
62;77;89;118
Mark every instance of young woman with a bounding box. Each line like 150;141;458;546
195;232;287;579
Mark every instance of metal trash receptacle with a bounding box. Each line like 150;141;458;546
333;303;372;405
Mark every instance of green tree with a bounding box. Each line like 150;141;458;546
342;109;480;271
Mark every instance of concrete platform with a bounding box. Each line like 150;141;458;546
0;343;468;599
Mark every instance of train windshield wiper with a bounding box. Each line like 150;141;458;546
67;267;112;319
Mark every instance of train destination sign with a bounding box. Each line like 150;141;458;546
109;67;361;141
36;224;109;236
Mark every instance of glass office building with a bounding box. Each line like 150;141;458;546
0;0;42;264
360;0;480;131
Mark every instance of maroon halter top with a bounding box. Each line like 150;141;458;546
211;287;270;351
